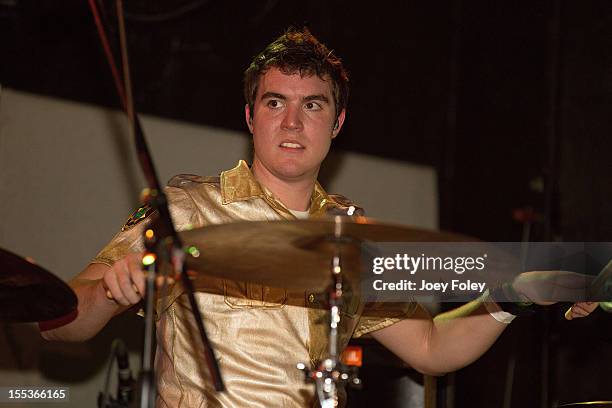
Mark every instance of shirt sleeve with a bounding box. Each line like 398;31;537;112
91;186;199;266
90;211;152;267
90;186;200;318
352;301;418;338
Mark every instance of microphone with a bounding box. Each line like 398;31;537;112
115;340;134;406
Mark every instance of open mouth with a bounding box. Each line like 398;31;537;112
279;142;305;150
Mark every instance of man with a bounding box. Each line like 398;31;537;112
42;28;596;407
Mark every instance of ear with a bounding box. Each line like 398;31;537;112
245;104;254;134
331;108;346;139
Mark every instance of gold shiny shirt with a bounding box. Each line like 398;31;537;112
92;161;414;408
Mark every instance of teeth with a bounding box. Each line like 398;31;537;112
280;142;303;149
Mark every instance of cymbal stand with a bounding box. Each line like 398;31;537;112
298;218;361;407
86;2;225;406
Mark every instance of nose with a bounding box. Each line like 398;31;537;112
280;104;303;131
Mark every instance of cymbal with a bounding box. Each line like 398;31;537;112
0;248;77;322
181;217;474;292
558;403;612;407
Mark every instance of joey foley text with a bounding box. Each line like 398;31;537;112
370;253;489;293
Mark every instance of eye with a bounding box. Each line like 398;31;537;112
267;99;283;109
304;101;322;111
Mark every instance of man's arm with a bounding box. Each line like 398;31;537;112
41;253;145;342
371;296;598;376
371;300;507;376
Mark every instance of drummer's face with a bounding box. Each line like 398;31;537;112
246;67;345;183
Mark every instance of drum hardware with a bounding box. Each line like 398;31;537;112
180;217;475;405
182;215;476;407
296;217;362;408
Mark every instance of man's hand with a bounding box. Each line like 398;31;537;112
564;302;599;320
41;252;178;342
101;253;146;306
101;252;176;306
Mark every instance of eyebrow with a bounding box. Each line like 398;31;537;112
260;92;330;104
260;92;285;101
303;94;330;104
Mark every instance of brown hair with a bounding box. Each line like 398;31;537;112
244;27;349;120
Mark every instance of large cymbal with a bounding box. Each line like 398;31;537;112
0;248;77;322
181;217;474;291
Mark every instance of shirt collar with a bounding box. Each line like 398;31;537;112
220;160;331;216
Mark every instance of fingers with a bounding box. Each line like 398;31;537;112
126;253;146;296
103;262;130;306
103;256;144;306
564;302;599;320
118;257;143;304
156;274;176;288
103;253;178;306
577;302;599;315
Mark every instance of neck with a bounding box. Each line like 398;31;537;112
251;160;316;211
